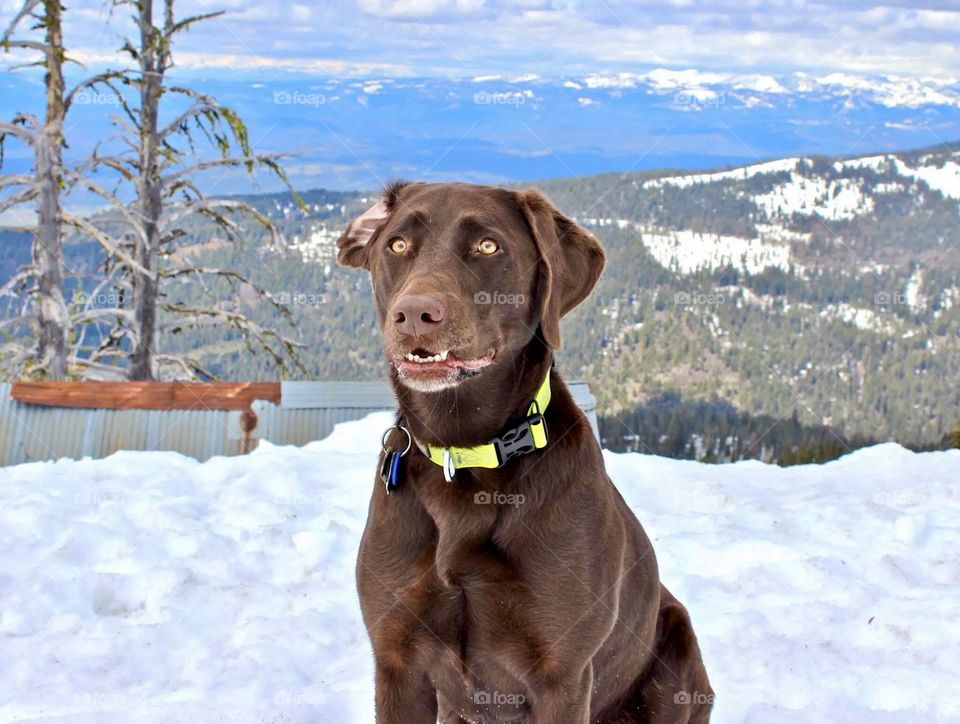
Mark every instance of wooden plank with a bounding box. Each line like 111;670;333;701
10;381;281;410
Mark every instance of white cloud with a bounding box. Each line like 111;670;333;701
357;0;486;19
5;0;960;81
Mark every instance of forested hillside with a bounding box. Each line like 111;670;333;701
3;145;959;461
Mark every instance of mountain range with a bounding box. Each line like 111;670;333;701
1;68;959;201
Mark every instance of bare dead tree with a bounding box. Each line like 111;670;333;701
0;1;137;379
0;0;69;378
76;0;304;380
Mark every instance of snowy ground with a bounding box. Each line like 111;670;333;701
1;412;958;723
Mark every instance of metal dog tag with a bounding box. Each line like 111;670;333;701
379;450;402;492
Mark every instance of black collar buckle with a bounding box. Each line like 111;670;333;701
491;402;547;467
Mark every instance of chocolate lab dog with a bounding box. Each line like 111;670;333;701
337;182;712;723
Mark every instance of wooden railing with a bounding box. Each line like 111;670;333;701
10;381;281;410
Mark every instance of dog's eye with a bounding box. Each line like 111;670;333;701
388;238;409;254
477;239;500;256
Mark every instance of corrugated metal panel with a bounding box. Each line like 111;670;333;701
1;380;599;467
568;382;599;440
281;380;395;408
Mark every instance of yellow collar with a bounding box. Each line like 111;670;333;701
415;364;552;481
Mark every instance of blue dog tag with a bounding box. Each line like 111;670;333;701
379;450;403;493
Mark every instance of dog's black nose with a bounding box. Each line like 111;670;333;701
391;294;446;337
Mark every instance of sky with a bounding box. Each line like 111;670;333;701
1;0;959;198
3;0;958;81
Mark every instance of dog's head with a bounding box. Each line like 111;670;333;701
337;182;604;393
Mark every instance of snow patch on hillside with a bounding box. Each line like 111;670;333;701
833;153;960;201
756;175;874;220
754;223;811;244
895;158;960;200
289;225;338;264
821;303;899;335
904;268;927;314
644;158;798;189
640;229;792;274
833;154;891;173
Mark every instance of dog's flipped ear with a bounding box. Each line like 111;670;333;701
337;181;410;269
519;189;605;349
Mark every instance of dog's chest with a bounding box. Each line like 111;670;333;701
425;565;535;721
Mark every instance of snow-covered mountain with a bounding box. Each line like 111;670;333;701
1;69;958;195
574;149;960;277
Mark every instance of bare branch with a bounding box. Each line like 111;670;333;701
157;95;217;140
1;0;43;45
64;70;128;111
161;153;289;186
62;169;148;245
1;39;51;56
0;266;35;297
0;173;32;188
0;119;36;146
71;306;135;323
62;211;154;278
0;185;38;214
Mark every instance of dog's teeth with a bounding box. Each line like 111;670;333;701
404;351;449;364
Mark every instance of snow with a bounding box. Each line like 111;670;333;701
640;229;792;274
644;158;799;189
833;154;891;173
821;303;898;335
289;225;338;264
573;70;960;109
831;154;960;201
643;151;957;223
895;158;960;201
813;73;960;108
904;268;927;315
1;414;959;723
755;175;874;221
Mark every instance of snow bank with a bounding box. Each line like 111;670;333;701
1;413;958;723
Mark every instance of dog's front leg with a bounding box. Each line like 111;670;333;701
375;663;437;723
527;664;593;724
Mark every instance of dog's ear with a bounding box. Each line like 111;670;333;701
337;181;410;269
518;188;605;349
